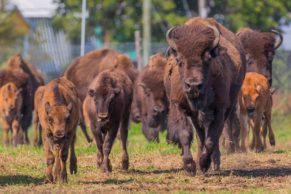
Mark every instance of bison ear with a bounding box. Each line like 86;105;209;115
270;87;277;95
45;102;51;114
255;84;262;93
67;102;73;113
88;89;95;97
113;87;120;95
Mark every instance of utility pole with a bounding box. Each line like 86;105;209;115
198;0;207;18
80;0;86;56
142;0;151;65
134;30;142;69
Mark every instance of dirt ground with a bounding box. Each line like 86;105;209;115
0;144;290;193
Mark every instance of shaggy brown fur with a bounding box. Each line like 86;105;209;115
165;17;246;174
237;28;282;86
239;72;275;152
0;83;23;146
35;77;79;183
3;54;44;144
83;69;133;173
137;53;168;141
64;48;137;101
64;49;137;144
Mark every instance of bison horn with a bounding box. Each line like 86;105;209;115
166;27;176;40
208;25;220;49
271;29;283;49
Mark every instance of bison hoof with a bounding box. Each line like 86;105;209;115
213;163;220;172
199;153;211;173
102;160;112;173
44;175;54;184
255;146;264;153
70;162;77;174
121;159;129;170
269;138;275;146
183;158;196;176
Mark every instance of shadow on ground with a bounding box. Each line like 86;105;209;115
209;166;291;178
80;178;133;185
0;175;43;186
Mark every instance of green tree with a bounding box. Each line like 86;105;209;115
52;0;188;43
208;0;291;31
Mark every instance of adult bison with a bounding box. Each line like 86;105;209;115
165;17;246;174
237;28;283;86
131;53;168;142
35;77;79;183
83;69;133;172
0;54;44;144
64;49;137;143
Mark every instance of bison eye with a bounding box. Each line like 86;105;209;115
48;117;54;124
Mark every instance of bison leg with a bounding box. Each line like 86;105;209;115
102;125;119;173
33;111;42;146
2;121;10;147
239;113;248;152
92;126;104;168
265;111;275;146
44;141;54;183
168;104;196;175
69;134;77;174
120;111;130;170
199;109;225;173
261;119;268;149
252;113;264;152
20;110;32;145
58;143;69;183
12;119;21;147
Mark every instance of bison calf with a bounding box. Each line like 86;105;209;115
239;72;275;152
0;83;23;146
35;77;79;183
83;69;133;173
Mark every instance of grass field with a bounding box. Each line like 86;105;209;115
0;113;291;193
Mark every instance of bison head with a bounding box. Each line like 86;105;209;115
166;24;220;109
139;83;167;128
45;102;73;139
88;72;120;125
0;83;22;118
237;29;283;86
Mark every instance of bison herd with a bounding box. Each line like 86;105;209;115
0;17;283;183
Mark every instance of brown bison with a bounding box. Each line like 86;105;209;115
1;54;44;144
237;28;283;86
0;83;23;146
239;72;275;152
133;53;168;142
165;17;246;174
83;69;133;172
64;48;137;143
35;77;79;183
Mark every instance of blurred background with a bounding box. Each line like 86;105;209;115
0;0;291;114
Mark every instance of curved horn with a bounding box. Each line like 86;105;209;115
166;26;176;40
208;25;220;49
271;29;283;49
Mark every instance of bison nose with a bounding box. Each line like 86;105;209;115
184;79;203;93
247;107;255;116
98;112;109;121
54;130;65;138
9;106;15;112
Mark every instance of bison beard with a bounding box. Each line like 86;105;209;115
165;17;246;174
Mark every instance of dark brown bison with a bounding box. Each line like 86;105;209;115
165;17;246;174
239;72;275;152
35;77;79;183
1;54;44;144
0;82;23;146
64;48;137;143
237;28;283;86
83;69;133;173
133;53;168;142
